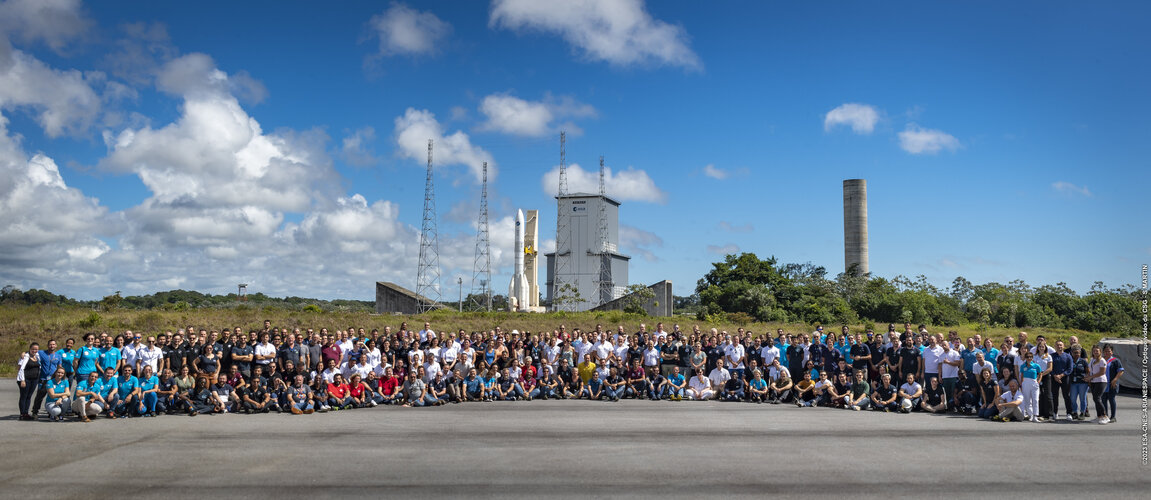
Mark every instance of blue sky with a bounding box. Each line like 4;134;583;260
0;0;1147;301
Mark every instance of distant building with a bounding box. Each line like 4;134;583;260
544;193;629;311
375;281;439;314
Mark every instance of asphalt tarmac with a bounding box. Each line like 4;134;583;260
1;383;1147;499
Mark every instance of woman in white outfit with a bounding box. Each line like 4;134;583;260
1017;351;1042;422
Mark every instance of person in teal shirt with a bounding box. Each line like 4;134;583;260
98;336;121;373
59;338;77;389
76;334;102;380
44;368;72;421
748;369;768;402
665;366;686;400
137;365;161;417
96;367;120;418
73;371;105;421
114;366;141;417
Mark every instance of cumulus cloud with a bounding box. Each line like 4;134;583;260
490;0;701;70
1051;181;1092;197
368;2;451;57
898;124;960;154
707;243;740;255
0;42;102;137
0;112;116;287
477;92;596;137
394;107;495;184
824;103;879;134
0;0;91;53
541;162;666;203
341;126;380;167
718;221;753;233
619;224;662;262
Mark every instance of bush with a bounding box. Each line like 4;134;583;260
302;304;323;313
78;311;101;329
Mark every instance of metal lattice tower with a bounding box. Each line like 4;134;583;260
552;131;571;311
415;139;441;312
471;161;492;311
595;155;613;306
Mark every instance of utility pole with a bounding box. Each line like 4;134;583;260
457;277;463;312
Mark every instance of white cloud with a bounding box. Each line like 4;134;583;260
368;2;451;57
824;103;879;134
0;42;102;137
0;112;116;287
1051;181;1092;197
619;224;662;262
477;93;596;137
0;0;91;53
541;163;667;203
707;243;740;255
341;126;380;167
718;221;753;233
490;0;701;70
394;107;495;184
702;164;727;180
898;123;960;154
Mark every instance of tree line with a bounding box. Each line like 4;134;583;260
688;252;1141;335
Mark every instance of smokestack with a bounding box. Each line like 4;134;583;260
843;179;868;276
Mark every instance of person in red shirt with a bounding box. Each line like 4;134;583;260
326;374;352;410
377;367;402;405
521;358;538;381
347;374;374;408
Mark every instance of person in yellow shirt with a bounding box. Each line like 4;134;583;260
577;353;597;385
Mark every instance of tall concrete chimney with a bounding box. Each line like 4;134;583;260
843;179;868;276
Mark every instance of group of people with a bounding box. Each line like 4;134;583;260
13;320;1126;425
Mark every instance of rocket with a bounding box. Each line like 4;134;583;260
508;209;530;312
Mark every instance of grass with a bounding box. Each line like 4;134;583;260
0;304;1123;376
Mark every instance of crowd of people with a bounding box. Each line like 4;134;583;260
13;320;1127;424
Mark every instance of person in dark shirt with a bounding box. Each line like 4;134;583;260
954;369;980;414
898;343;921;383
920;376;947;413
722;375;746;402
870;373;899;412
230;337;253;380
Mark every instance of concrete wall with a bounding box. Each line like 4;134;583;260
375;281;435;314
842;179;869;276
591;280;673;317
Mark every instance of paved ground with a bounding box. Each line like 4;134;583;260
0;382;1148;499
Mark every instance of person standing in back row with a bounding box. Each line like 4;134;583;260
16;343;41;420
1101;345;1124;424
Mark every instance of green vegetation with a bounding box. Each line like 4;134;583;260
693;252;1142;336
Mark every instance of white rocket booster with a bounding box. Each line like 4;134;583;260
508;209;530;312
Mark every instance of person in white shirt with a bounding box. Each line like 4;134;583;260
643;343;662;373
920;335;944;384
137;336;164;373
594;337;613;366
321;359;341;384
760;340;780;369
707;359;731;399
423;360;441;382
725;341;746;380
939;341;962;407
254;332;276;370
898;373;923;413
972;351;996;382
994;379;1025;421
687;372;714;400
364;341;382;370
418;322;435;344
767;359;790;382
122;332;141;372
